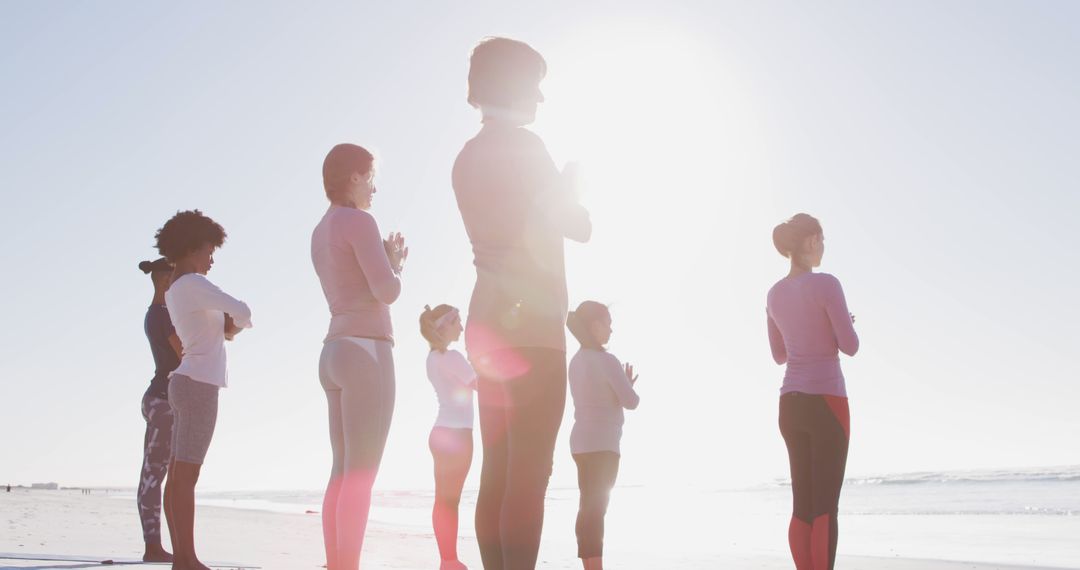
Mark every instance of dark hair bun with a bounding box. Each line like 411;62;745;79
139;257;173;274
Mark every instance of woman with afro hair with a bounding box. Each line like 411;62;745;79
156;209;252;570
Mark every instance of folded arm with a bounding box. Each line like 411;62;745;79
822;276;859;356
605;355;640;410
190;277;252;329
767;311;787;365
350;214;402;305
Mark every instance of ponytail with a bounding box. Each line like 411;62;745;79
139;258;173;275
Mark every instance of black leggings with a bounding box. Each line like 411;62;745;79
475;348;566;570
779;392;849;570
573;451;620;559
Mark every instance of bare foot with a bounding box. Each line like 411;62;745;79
143;544;174;562
171;559;212;570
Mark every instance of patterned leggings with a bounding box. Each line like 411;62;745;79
137;389;174;544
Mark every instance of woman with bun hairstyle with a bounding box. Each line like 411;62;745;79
766;213;859;570
312;143;407;570
452;37;591;570
566;301;639;570
156;210;252;570
420;304;477;570
136;257;181;563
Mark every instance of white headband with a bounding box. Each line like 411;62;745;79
432;308;459;329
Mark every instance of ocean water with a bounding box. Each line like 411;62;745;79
133;466;1080;567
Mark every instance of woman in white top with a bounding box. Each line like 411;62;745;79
420;304;477;570
566;301;639;570
155;210;252;570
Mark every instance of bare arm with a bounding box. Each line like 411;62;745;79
767;311;788;365
167;333;183;359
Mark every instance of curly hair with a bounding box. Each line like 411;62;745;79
154;210;227;263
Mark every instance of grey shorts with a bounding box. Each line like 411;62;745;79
168;374;219;464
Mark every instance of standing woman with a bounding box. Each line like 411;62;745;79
312;143;407;570
766;214;859;570
452;37;592;569
156;210;252;570
420;304;477;570
136;257;181;563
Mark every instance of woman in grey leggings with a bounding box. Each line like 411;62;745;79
156;210;253;570
312;144;407;570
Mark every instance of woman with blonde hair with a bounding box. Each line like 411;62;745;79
420;304;477;570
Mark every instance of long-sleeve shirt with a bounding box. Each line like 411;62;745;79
568;348;640;454
165;273;252;388
766;272;859;397
452;122;591;357
311;205;401;343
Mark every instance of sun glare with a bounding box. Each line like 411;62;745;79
543;27;766;264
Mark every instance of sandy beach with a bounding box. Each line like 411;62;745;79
1;488;1069;570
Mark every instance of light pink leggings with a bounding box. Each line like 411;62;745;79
319;337;395;570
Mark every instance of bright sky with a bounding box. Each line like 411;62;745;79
1;2;1077;493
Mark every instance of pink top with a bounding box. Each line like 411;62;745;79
766;272;859;397
311;205;401;343
569;348;640;454
452;123;591;356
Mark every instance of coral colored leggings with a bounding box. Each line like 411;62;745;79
779;391;849;570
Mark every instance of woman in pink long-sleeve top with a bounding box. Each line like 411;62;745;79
766;213;858;570
312;143;408;570
452;37;591;570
